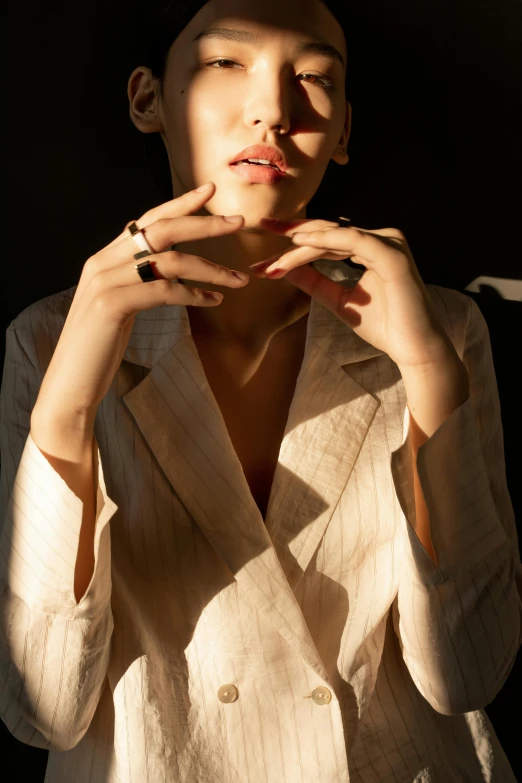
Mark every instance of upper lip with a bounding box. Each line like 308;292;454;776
229;145;287;173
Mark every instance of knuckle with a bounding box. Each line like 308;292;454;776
156;217;171;233
308;273;323;299
157;278;173;294
219;264;236;278
83;255;100;275
143;218;166;244
215;215;231;230
91;290;116;316
88;270;108;297
168;249;184;264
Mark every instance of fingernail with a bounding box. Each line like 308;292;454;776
249;259;275;271
196;182;213;192
231;270;249;281
264;267;285;278
223;215;243;223
292;232;306;241
249;252;282;269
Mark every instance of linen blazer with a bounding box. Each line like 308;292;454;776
1;282;520;783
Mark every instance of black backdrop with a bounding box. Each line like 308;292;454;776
3;0;522;780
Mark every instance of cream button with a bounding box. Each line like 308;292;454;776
311;686;332;705
217;684;239;703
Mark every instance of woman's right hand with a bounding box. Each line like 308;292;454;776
31;182;247;426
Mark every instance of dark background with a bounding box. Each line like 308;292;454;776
3;0;521;780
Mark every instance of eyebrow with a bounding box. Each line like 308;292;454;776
192;27;345;69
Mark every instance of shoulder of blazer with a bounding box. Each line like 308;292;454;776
10;285;77;377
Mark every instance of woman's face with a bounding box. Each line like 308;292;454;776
142;0;350;226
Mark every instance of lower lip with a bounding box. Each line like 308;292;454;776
229;162;286;184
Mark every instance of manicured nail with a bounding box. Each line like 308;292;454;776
264;267;286;278
196;182;213;192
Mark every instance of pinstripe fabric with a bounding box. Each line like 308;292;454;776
1;282;520;782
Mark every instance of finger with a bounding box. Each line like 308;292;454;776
96;212;244;270
284;263;369;324
259;217;340;235
98;278;225;319
290;227;409;276
262;219;405;241
90;249;249;291
255;244;357;277
105;182;218;250
280;263;350;317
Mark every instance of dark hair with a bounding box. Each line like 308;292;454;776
133;0;357;209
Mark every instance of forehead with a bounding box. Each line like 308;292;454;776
173;0;346;60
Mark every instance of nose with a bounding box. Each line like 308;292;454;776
243;72;291;135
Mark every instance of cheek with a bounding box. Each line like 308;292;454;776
186;96;236;154
185;83;236;128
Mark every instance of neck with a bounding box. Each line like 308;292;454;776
174;219;312;351
187;278;311;354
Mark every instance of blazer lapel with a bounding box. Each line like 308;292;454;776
264;336;381;591
121;299;383;678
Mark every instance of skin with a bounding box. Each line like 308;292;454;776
128;0;351;356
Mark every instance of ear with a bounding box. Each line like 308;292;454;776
127;66;164;134
331;101;352;165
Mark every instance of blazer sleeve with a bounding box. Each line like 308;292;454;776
390;293;522;716
0;315;118;751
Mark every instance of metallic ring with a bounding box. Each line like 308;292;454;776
135;259;157;283
127;222;180;284
128;222;154;257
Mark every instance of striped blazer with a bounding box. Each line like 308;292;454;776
1;282;520;782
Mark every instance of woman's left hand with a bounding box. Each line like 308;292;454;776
251;218;456;370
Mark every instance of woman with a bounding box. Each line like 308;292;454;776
1;0;520;780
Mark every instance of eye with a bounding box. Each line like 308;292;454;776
204;59;335;90
206;58;239;70
300;72;335;90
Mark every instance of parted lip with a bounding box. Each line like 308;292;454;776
229;145;287;173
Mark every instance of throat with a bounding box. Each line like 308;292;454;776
188;297;311;356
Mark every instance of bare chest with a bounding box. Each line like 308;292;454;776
193;331;307;521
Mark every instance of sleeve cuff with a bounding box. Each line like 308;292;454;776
391;394;509;584
0;431;118;617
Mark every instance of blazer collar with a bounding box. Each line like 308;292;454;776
122;295;385;369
